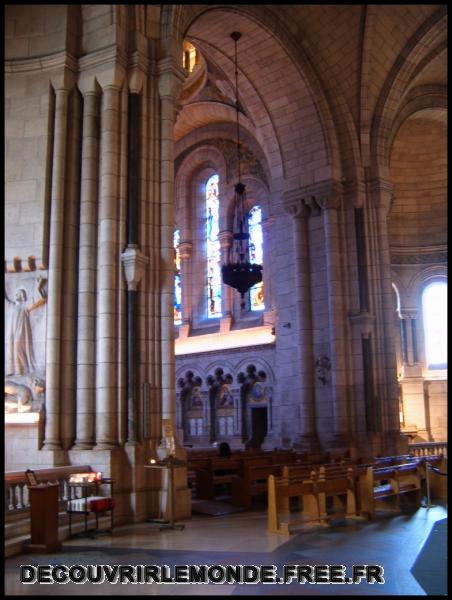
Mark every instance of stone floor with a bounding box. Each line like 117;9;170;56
5;503;447;595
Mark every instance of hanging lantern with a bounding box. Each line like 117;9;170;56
221;32;263;308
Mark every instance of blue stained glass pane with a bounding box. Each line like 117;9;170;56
248;205;265;311
422;281;447;368
206;174;222;318
174;229;182;324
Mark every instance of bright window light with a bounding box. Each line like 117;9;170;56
422;281;447;369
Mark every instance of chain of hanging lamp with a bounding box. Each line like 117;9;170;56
221;32;263;308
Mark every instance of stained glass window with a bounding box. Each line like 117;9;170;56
206;174;222;318
248;205;265;311
174;229;182;325
422;281;447;368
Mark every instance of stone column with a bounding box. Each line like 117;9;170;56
158;59;186;433
60;89;83;450
121;247;149;443
318;188;350;447
218;230;233;331
261;216;275;319
178;241;192;339
282;193;319;450
398;307;426;436
43;73;74;450
372;181;401;436
402;313;414;366
95;70;124;449
73;81;100;449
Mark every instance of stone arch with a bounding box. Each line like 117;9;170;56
387;85;447;162
391;278;404;314
175;124;271;187
175;144;228;237
161;5;341;187
225;175;270;235
370;6;447;178
408;266;448;303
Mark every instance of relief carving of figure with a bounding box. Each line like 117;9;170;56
5;376;45;413
5;276;46;376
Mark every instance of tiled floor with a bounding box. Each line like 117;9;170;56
5;503;447;595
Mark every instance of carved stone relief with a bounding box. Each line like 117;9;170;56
4;274;47;413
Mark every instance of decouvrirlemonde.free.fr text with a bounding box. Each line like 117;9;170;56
21;564;385;585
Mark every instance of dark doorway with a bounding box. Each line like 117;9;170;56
250;407;267;449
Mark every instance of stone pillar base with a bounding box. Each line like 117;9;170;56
178;323;190;339
220;316;232;334
293;434;321;452
261;434;283;451
328;433;350;452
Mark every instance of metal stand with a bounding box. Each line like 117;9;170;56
146;456;186;530
67;478;114;538
425;463;433;509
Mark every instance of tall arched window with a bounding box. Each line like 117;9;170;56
422;281;447;368
248;205;265;311
206;174;222;318
174;229;182;325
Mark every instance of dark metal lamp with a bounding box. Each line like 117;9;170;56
221;32;263;309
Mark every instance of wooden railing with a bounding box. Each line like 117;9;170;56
5;465;92;516
408;442;447;458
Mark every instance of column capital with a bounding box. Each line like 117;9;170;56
348;310;376;337
178;241;193;260
284;178;343;214
121;245;149;291
369;178;395;213
127;50;149;93
261;215;276;231
399;308;419;320
218;230;234;248
77;74;102;97
95;62;126;91
50;66;77;92
282;192;310;218
158;57;187;99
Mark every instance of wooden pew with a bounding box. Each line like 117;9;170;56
268;474;319;534
195;456;243;500
267;467;359;534
316;468;358;521
231;461;281;508
358;463;422;519
193;452;277;501
279;464;317;511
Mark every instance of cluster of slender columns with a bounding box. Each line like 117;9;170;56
282;192;319;450
319;194;350;445
158;60;187;433
43;81;71;450
73;85;100;450
282;179;402;449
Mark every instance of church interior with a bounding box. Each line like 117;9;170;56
4;4;447;595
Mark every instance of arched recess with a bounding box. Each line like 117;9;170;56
388;108;447;252
407;266;448;302
370;6;447;178
175;144;228;239
161;5;342;190
391;274;406;312
176;124;271;189
387;85;447;168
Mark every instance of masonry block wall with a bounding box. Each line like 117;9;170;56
4;5;447;522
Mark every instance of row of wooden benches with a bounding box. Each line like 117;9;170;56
188;450;329;506
268;454;447;534
188;450;417;505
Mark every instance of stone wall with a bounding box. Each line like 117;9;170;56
389;118;447;248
